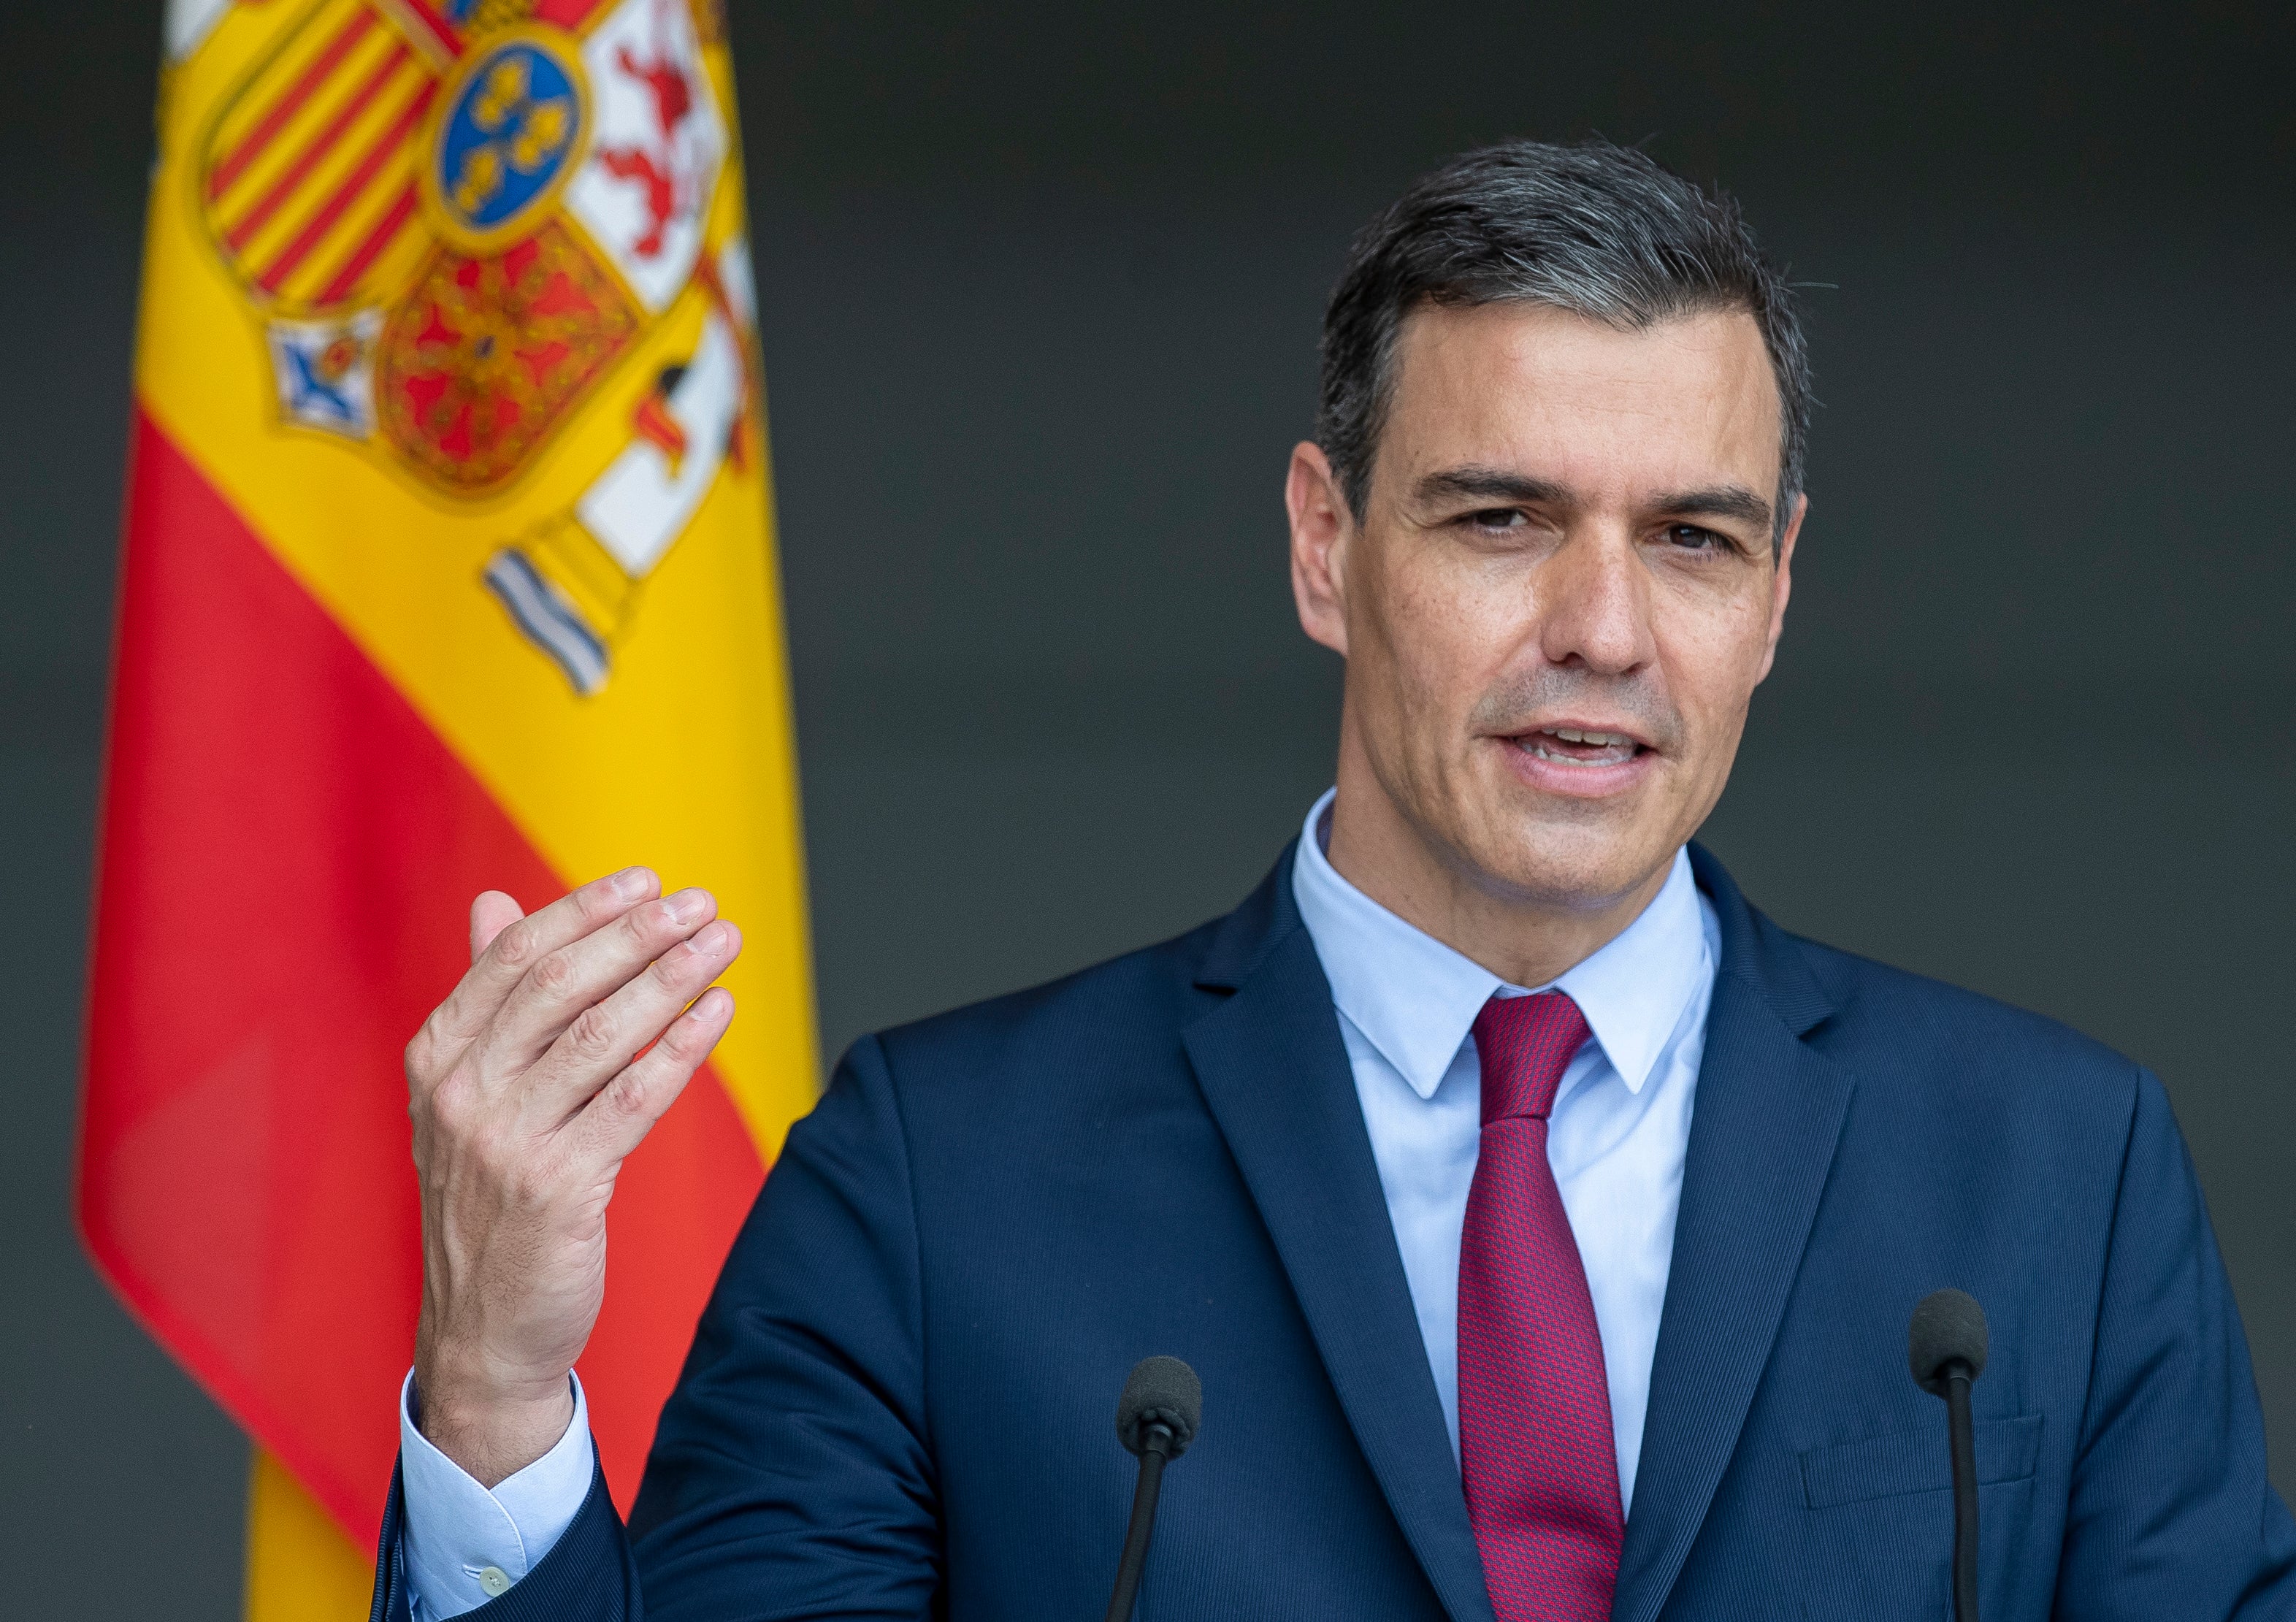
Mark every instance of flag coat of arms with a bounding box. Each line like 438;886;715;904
80;0;817;1610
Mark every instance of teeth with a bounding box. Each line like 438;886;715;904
1506;727;1641;768
1524;739;1637;767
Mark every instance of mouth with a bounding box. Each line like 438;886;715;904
1504;724;1649;770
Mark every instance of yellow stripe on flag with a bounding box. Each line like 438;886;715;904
246;1451;372;1621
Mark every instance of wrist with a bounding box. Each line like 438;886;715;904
411;1355;576;1488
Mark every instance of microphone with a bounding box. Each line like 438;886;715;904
1909;1289;1989;1622
1103;1355;1202;1622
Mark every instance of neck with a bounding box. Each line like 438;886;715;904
1323;762;1674;990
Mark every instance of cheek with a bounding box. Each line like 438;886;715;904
1371;559;1518;723
1354;543;1446;673
1656;586;1775;729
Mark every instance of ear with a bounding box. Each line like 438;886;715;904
1753;491;1806;685
1288;440;1353;657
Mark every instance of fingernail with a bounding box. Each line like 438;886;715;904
692;920;730;954
611;867;651;899
667;887;709;923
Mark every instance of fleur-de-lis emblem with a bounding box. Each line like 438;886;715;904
451;55;575;217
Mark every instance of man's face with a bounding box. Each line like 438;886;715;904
1290;301;1800;914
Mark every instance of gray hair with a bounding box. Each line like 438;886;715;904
1316;139;1811;544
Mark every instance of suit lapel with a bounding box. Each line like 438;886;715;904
1184;855;1497;1622
1610;849;1855;1622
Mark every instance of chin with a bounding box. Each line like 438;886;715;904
1451;788;1683;913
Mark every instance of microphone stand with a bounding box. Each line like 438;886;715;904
1103;1420;1175;1622
1941;1359;1978;1622
1911;1288;1986;1621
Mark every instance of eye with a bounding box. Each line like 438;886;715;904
1463;508;1527;532
1662;523;1729;552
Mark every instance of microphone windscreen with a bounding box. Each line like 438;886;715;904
1907;1288;1990;1395
1115;1355;1204;1458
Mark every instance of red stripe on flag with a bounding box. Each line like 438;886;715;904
311;182;421;306
532;0;613;26
208;8;380;200
80;412;768;1542
224;41;415;253
257;80;437;296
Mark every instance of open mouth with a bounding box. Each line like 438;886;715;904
1509;727;1646;768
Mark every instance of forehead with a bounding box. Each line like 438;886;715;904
1378;302;1783;503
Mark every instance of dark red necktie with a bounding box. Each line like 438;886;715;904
1458;991;1623;1621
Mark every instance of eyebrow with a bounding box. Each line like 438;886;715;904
1411;467;1572;508
1651;484;1774;532
1412;467;1775;535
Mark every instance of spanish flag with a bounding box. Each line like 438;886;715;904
78;1;814;1613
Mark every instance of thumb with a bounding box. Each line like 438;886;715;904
469;890;527;964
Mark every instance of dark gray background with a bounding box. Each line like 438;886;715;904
4;1;2290;1613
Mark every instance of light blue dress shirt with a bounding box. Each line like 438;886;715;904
1290;789;1718;1510
399;1371;594;1618
399;789;1718;1617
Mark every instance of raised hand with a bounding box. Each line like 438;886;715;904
405;868;743;1485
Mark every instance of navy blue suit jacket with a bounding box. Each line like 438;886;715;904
372;846;2295;1620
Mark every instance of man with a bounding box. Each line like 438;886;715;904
375;142;2295;1621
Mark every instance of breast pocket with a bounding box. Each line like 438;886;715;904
1800;1412;2043;1509
1796;1414;2043;1622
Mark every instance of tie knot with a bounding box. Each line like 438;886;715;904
1472;991;1591;1123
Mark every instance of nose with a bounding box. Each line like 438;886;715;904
1534;527;1656;676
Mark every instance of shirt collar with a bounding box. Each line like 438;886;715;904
1290;787;1710;1102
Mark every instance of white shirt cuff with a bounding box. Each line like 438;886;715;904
399;1369;596;1620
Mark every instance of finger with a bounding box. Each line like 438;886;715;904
425;868;659;1052
470;891;526;964
575;986;737;1166
517;919;743;1122
478;885;719;1073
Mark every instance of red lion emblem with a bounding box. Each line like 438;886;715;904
592;30;696;261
